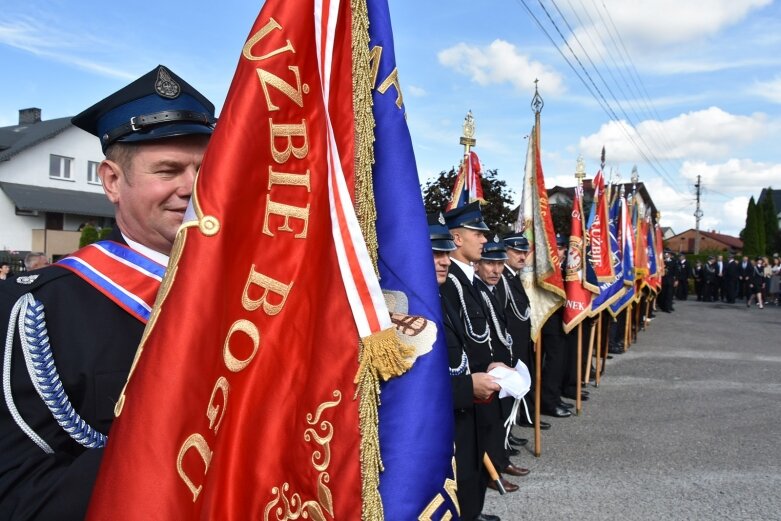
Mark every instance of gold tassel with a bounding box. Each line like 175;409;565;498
354;329;415;521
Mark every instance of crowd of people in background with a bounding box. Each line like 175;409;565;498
662;251;781;310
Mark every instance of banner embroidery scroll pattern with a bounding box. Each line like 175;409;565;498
264;390;343;521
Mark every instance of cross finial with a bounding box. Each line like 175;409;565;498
531;80;544;114
459;110;476;154
631;164;639;185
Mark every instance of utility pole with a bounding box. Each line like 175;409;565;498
694;175;703;254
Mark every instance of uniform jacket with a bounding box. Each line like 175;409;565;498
498;267;532;368
0;231;148;520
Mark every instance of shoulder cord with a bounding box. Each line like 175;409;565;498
502;397;533;449
3;294;107;453
480;291;513;351
448;351;469;376
501;275;530;322
447;273;489;344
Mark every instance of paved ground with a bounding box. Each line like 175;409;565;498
484;298;781;521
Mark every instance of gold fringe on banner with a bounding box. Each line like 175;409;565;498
351;0;379;274
351;0;386;519
353;329;415;521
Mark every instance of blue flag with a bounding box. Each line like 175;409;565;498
610;195;636;315
591;190;625;314
368;1;456;519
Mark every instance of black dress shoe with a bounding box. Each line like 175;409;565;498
475;514;501;521
508;434;528;446
504;463;530;477
519;420;551;430
541;406;572;418
562;393;589;402
506;447;520;456
558;401;574;409
581;390;590;396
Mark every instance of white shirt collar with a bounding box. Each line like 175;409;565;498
504;263;517;277
450;256;474;283
122;233;170;267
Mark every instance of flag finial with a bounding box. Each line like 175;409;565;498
531;79;544;114
631;165;639;185
575;155;586;183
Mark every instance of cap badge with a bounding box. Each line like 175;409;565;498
493;235;500;243
16;274;39;285
438;213;445;226
155;67;181;99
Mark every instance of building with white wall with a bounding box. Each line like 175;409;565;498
0;108;114;263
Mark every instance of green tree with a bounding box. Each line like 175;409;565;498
421;167;515;235
98;227;114;241
743;197;762;256
79;224;99;248
760;187;780;254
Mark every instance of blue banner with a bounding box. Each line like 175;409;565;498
592;191;625;314
368;1;456;519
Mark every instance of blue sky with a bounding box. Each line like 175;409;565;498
2;0;780;236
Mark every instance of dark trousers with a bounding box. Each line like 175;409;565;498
540;331;567;412
676;279;688;300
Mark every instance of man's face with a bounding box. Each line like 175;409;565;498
476;259;504;286
0;265;9;275
557;245;567;266
718;255;723;262
452;228;487;263
100;135;209;255
743;256;748;263
432;251;451;285
505;248;528;271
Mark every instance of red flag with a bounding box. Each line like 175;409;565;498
588;169;613;282
446;150;484;210
515;125;565;342
563;184;592;333
87;2;367;519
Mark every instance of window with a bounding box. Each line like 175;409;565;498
49;154;73;180
87;161;101;184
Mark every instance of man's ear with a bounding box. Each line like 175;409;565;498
99;160;123;204
451;229;463;247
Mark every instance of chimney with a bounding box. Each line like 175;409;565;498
19;108;42;125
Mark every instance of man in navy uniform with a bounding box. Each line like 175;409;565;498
438;203;509;519
474;237;530;485
430;212;497;521
0;65;215;520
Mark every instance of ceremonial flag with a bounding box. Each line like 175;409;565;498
446;150;484;210
646;215;660;292
590;187;625;315
87;1;442;519
633;198;649;282
516;126;565;342
587;167;613;283
367;0;456;517
610;193;636;315
563;183;592;333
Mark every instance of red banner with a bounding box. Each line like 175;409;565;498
588;169;613;282
563;185;592;333
87;2;364;519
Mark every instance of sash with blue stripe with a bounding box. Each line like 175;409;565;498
57;241;165;323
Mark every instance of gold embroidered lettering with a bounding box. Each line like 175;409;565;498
242;18;295;61
206;376;230;434
223;319;261;372
256;67;306;111
263;197;310;238
377;67;404;109
241;265;293;316
177;433;213;502
269;120;309;163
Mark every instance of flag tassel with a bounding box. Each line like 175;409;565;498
354;328;415;521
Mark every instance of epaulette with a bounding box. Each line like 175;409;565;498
0;266;72;301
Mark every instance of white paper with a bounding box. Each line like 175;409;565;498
488;361;531;400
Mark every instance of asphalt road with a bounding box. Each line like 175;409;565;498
484;298;781;521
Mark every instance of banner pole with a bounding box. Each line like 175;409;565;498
576;323;583;415
534;335;542;457
584;318;596;386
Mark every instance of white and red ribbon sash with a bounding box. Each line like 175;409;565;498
57;241;165;324
313;0;392;338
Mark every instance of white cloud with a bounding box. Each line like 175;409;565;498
406;85;426;97
437;40;565;96
750;75;781;104
578;107;768;163
0;18;134;80
566;0;771;53
680;158;781;193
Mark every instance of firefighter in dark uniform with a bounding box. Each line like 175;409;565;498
0;66;215;520
474;236;530;484
440;202;519;515
539;233;574;418
431;212;499;521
